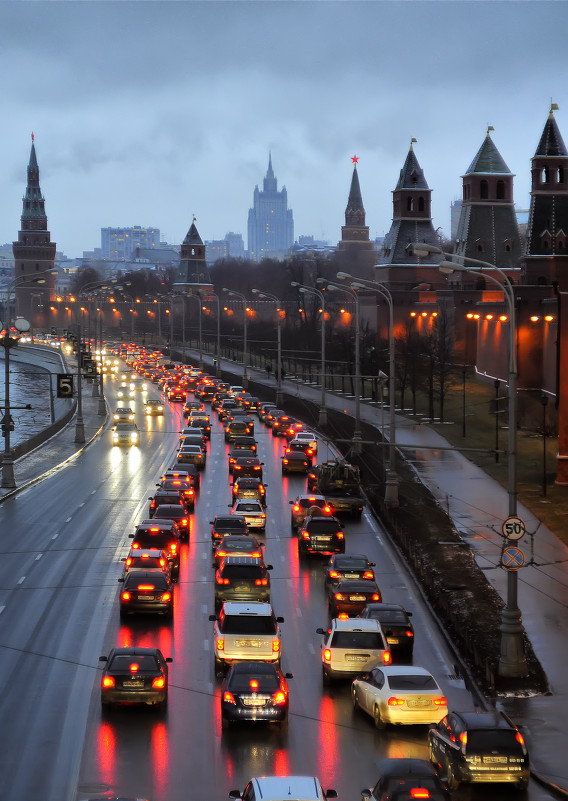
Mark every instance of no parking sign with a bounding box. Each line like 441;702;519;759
501;546;525;571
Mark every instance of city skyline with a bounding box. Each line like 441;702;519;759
1;1;567;259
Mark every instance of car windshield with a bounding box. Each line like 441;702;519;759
124;573;169;589
221;566;265;579
221;616;276;634
387;674;437;690
299;498;324;508
374;610;409;624
155;507;185;518
306;519;339;532
236;504;262;512
109;654;159;672
466;730;524;752
115;423;136;431
331;632;384;649
335;557;368;569
229;673;279;692
375;778;441;797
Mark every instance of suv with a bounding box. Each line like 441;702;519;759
230;777;337;801
316;617;391;682
360;603;415;657
187;414;212;439
225;419;252;442
214;556;273;610
148;489;192;517
297;513;345;557
428;710;529;791
232;456;264;481
232;477;267;506
209;601;284;670
210;514;248;547
130;519;181;574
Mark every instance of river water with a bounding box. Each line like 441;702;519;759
0;359;53;447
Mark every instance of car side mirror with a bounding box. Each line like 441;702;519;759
284;672;294;679
165;657;173;663
407;611;413;617
118;578;124;583
228;792;242;800
128;533;134;538
370;562;376;566
209;521;214;525
277;616;284;623
208;614;217;621
316;627;326;635
99;655;108;662
266;564;274;570
326;792;337;800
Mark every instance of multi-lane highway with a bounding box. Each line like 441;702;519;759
0;363;548;800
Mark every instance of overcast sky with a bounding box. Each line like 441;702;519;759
1;0;567;259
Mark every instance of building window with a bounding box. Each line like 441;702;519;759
480;180;488;199
541;166;550;184
504;239;512;252
418;197;425;212
557;230;566;250
476;239;485;253
496;180;505;199
407;196;414;212
558;166;565;183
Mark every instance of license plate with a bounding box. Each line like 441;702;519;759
235;640;260;647
315;537;331;544
344;573;359;579
123;680;144;688
138;595;155;601
387;637;400;645
349;595;366;601
346;654;368;662
484;756;508;764
407;698;432;707
242;697;265;707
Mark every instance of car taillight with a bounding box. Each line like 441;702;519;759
301;530;310;539
382;651;392;664
272;690;287;706
459;732;468;746
334;593;344;600
372;593;380;601
170;543;178;553
216;637;225;651
410;790;430;799
223;691;236;704
272;640;280;653
260;513;266;519
282;459;289;465
152;677;166;689
253;465;260;471
515;731;526;747
159;558;167;567
388;697;405;706
102;676;115;688
337;612;349;620
217;550;227;558
217;576;230;585
162;592;172;602
293;505;300;512
363;571;374;579
181;519;188;526
137;584;155;591
328;570;340;579
255;578;268;585
434;697;447;706
323;649;331;662
337;532;344;539
121;591;131;601
125;558;133;567
131;542;140;550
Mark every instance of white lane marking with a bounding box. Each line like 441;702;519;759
0;606;5;615
91;490;96;495
79;503;85;508
17;577;25;585
35;554;43;561
308;643;315;654
51;533;58;540
203;639;210;651
296;606;302;618
201;552;207;560
65;517;72;523
201;604;208;614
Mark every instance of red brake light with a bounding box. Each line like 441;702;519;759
121;591;131;601
181;519;188;526
137;584;155;591
323;649;331;662
372;593;380;601
149;527;161;532
102;676;115;688
363;571;374;579
217;550;227;558
515;731;525;746
334;593;344;600
216;637;225;651
388;697;405;706
328;570;340;579
152;676;166;689
272;640;280;652
131;542;140;550
410;790;430;799
383;651;392;664
337;532;344;539
129;663;140;673
272;690;287;705
125;558;133;567
223;691;235;704
434;697;447;706
161;592;172;602
249;679;259;690
255;578;268;586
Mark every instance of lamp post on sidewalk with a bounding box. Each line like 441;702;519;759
411;241;527;678
209;293;222;377
252;289;283;406
223;289;249;389
1;316;31;488
337;272;398;507
187;291;203;369
291;282;327;426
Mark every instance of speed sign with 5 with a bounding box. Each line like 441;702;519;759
502;516;526;541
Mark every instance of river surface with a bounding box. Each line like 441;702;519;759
0;358;52;447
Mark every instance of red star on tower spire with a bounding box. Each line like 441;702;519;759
351;155;359;163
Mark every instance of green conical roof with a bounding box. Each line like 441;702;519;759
466;132;511;175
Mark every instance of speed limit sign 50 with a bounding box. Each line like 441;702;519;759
502;516;526;541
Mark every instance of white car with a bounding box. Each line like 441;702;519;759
231;499;266;530
316;617;391;682
229;776;337;801
292;431;318;454
112;422;139;446
351;665;448;729
209;601;283;670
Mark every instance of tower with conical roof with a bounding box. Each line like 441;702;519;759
524;105;568;286
335;158;375;276
454;127;521;271
12;134;56;322
247;154;294;262
174;217;212;288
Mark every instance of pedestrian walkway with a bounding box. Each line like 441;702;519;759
1;348;567;795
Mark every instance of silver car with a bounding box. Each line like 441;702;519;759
209;601;283;671
316;618;391;682
231;499;266;530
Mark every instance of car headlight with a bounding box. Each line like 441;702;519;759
131;433;138;442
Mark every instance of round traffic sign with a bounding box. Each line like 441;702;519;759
502;516;526;541
501;546;525;571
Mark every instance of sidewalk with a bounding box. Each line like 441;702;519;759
2;350;567;795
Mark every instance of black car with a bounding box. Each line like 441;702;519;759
220;661;292;729
158;478;197;508
118;570;174;618
362;758;450;801
281;451;311;474
297;514;345;557
327;578;382;617
428;710;529;791
232;436;258;454
326;553;376;584
225;419;253;442
130;519;181;573
99;646;172;712
210;514;249;547
164;464;200;492
152;504;191;540
214;556;273;610
213;534;265;566
228;448;257;474
284;439;315;460
175;460;204;486
148;489;192;517
360;603;415;657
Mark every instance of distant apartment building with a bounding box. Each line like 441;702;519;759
247;154;294;262
101;226;160;260
205;232;245;265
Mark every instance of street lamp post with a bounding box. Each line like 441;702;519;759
252;289;283;406
291;282;327;426
337;272;398;506
1;316;31;488
223;289;249;389
187;291;203;369
412;241;527;678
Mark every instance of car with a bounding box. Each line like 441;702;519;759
213;534;265;566
230;776;337;801
232;477;267;506
271;413;291;436
99;647;172;711
231;499;267;530
214;556;273;610
186;414;212;439
220;661;292;729
316;617;391;682
328;578;382;617
113;406;135;423
122;547;172;580
184;399;205;417
144;398;164;415
360;603;415;657
158;478;197;508
209;601;284;670
258;402;277;421
148;489;192;517
297;513;345;557
232;435;258;454
152;504;191;540
118;569;174;618
292;430;318;454
162;465;200;492
176;444;206;469
228;448;257;474
326;553;376;584
282;418;304;440
232;456;264;481
218;399;238;421
284;439;315;460
112;422;139;446
130;519;181;574
352;665;448;729
281;451;311;474
178;426;206;448
289;494;332;532
428;710;530;791
210;514;249;547
361;758;450;801
225;419;253;441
